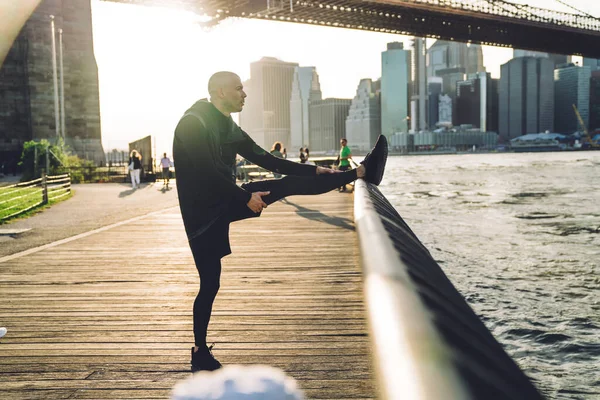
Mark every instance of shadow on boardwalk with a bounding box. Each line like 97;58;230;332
280;198;355;232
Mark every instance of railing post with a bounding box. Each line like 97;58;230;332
41;171;48;205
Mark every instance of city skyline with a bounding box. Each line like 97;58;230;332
89;0;599;154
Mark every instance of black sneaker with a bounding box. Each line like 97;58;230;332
191;344;222;373
360;135;388;185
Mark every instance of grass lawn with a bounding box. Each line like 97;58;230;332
0;185;72;223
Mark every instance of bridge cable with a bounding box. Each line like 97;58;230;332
552;0;599;20
483;0;550;23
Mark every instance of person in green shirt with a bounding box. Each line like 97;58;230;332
338;138;352;192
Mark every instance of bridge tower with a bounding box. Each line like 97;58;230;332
0;0;104;166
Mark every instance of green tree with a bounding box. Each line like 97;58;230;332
19;139;95;182
19;139;67;181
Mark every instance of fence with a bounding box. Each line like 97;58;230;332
354;180;543;400
0;173;71;223
60;166;128;183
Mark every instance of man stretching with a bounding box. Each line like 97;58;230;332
173;71;388;372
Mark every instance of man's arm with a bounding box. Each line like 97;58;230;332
175;116;251;205
237;134;318;176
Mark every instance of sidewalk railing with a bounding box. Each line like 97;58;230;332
0;173;71;223
354;180;543;400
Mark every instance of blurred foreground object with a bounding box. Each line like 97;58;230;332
0;0;42;66
171;365;304;400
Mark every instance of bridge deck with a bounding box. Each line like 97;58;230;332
103;0;600;58
0;192;375;399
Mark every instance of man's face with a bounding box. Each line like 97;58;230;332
340;140;347;147
221;75;247;114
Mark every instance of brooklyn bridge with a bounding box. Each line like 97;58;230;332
108;0;600;58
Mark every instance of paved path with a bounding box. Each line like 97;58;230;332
0;191;375;399
0;182;179;257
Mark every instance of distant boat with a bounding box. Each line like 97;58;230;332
510;133;566;152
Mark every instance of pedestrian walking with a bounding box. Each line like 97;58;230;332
129;150;142;189
160;153;172;187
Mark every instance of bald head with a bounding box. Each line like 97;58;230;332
208;71;246;116
208;71;240;97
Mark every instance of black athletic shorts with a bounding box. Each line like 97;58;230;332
188;201;261;260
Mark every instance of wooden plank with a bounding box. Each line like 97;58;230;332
0;192;375;398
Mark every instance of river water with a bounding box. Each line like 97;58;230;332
378;151;600;399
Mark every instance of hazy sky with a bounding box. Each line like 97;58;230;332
90;0;599;155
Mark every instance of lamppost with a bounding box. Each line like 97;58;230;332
50;15;60;139
59;28;66;140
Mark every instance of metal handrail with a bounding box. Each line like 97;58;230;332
354;180;544;399
354;179;469;399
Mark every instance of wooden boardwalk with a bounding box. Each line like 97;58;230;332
0;192;375;399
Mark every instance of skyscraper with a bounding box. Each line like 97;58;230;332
554;64;591;134
456;72;498;132
411;37;427;132
239;57;298;149
435;67;466;126
427;77;443;129
290;66;322;150
427;40;449;79
499;57;554;142
466;44;485;76
308;99;351;152
381;42;410;137
513;49;548;59
589;71;600;131
438;95;452;127
427;40;477;78
583;58;600;72
513;49;572;68
345;79;381;151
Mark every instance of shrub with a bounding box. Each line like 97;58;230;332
19;139;67;181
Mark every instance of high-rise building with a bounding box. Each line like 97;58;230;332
435;67;466;126
456;72;499;132
436;67;466;98
583;58;600;72
554;64;591;134
548;54;572;68
499;57;555;142
308;98;351;152
513;49;548;59
381;42;411;137
589;71;600;131
466;44;486;76
513;49;572;68
427;40;480;77
438;95;452;126
239;57;298;149
410;37;427;132
427;77;443;129
290;66;322;150
346;79;381;151
427;40;450;79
